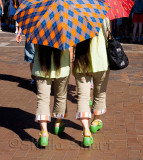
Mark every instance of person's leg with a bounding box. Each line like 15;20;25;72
36;77;52;146
116;18;122;40
30;63;33;72
80;118;90;134
53;76;69;135
133;22;138;42
0;17;1;31
89;77;94;106
132;13;139;42
15;21;19;34
30;63;36;83
40;121;48;132
24;42;35;83
75;73;93;146
90;70;110;133
138;22;143;42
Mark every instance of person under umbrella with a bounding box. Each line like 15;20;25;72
72;17;110;147
32;44;70;147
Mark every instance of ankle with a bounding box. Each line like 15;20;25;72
56;118;62;122
83;130;91;137
92;119;102;126
40;131;48;137
55;119;62;127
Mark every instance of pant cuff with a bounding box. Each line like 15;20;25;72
35;115;51;122
76;112;91;119
92;108;106;115
53;113;67;119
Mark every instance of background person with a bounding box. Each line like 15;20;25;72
0;0;4;31
8;0;16;30
12;0;20;34
16;28;36;85
132;0;143;43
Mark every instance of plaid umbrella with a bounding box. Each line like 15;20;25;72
105;0;134;20
14;0;110;50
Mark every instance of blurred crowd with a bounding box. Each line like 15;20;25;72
0;0;21;33
111;0;143;44
0;0;143;44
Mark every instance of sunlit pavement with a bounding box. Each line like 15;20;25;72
0;31;143;160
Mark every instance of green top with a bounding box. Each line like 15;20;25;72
77;18;109;73
32;48;70;79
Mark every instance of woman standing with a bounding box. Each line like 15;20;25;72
32;45;70;147
72;17;110;147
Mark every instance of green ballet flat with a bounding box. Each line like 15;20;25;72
83;130;93;147
38;131;48;147
55;122;65;135
90;119;103;133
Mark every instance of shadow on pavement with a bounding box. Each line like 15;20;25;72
0;74;77;103
0;107;82;148
0;74;37;94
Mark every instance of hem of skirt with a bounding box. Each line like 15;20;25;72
52;113;67;119
76;112;91;119
92;108;106;115
35;115;51;122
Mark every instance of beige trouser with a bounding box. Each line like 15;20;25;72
75;70;110;119
35;76;69;122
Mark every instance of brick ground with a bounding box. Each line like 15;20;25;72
0;31;143;160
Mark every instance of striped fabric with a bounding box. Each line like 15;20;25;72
106;0;134;20
13;0;110;50
35;115;51;122
53;113;67;119
91;108;106;115
76;112;91;119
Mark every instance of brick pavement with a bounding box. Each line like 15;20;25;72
0;31;143;160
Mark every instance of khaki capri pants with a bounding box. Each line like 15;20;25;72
35;76;69;122
75;70;110;119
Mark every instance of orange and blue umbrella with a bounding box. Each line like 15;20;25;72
14;0;110;50
105;0;134;20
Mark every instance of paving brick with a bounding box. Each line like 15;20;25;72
137;135;143;144
128;150;141;160
116;149;128;160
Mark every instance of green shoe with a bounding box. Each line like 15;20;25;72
55;122;65;135
83;131;93;147
90;119;103;133
89;99;93;106
38;131;48;147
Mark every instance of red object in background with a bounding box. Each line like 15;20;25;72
105;0;134;20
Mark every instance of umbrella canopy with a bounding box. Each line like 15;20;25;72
14;0;110;50
105;0;134;20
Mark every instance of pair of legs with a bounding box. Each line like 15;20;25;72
132;13;143;42
133;22;143;42
35;76;69;138
75;70;110;137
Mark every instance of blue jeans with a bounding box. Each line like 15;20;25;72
24;42;35;63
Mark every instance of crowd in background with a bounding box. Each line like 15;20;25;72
0;0;143;44
111;0;143;44
0;0;21;32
